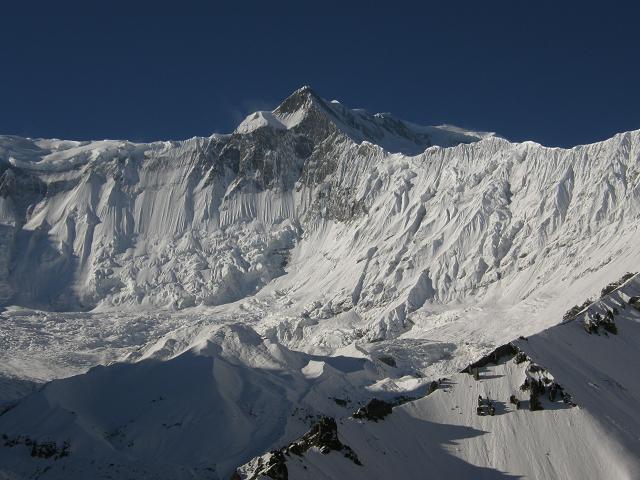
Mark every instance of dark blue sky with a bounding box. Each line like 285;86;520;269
1;2;639;147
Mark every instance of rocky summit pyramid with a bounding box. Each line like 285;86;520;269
1;87;639;479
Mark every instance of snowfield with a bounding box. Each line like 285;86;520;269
251;277;640;480
0;87;639;479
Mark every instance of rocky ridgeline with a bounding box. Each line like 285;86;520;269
1;433;70;460
461;339;577;414
1;87;638;353
562;272;637;331
233;417;361;480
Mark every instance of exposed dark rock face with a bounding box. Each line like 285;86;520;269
377;355;397;367
529;380;544;411
600;272;636;297
234;416;361;479
427;380;439;395
353;398;393;422
1;433;70;460
288;417;356;458
514;351;528;364
254;450;288;480
565;273;636;324
564;299;594;321
583;310;618;335
461;343;519;373
332;397;349;407
0;167;47;210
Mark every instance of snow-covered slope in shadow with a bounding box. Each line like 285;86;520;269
1;276;639;479
237;275;640;480
0;323;408;479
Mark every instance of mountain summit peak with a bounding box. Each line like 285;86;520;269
232;87;496;154
292;84;315;95
273;85;325;118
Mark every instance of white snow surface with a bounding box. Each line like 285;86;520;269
262;277;640;480
235;111;287;134
0;86;640;478
2;276;639;479
0;322;401;479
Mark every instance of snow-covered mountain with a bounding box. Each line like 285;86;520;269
1;87;638;334
1;87;640;479
0;323;397;479
2;274;640;479
235;275;640;480
0;86;493;313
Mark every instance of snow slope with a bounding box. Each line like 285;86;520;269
1;87;639;392
0;87;638;363
237;275;640;480
2;276;639;479
1;86;640;479
0;323;417;479
0;86;492;314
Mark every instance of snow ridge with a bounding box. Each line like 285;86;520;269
2;276;639;479
237;275;640;480
1;86;640;479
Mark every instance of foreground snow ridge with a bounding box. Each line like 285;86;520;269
237;276;640;480
1;275;639;479
1;87;640;479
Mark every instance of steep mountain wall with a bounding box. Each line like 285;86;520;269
0;88;638;346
